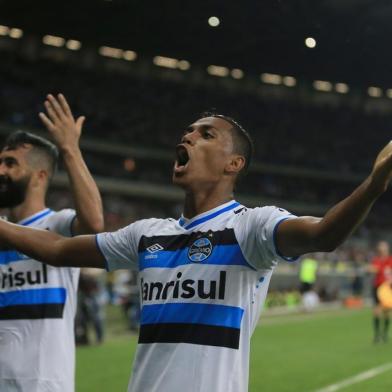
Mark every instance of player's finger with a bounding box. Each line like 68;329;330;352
38;112;55;131
44;100;61;123
58;94;73;117
76;116;86;130
47;94;66;119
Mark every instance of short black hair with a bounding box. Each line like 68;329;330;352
201;111;254;174
3;130;59;179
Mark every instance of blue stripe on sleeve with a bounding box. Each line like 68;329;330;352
272;217;299;262
139;244;255;271
140;302;244;329
0;288;67;307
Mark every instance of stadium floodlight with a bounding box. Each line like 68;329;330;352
368;86;383;98
282;76;296;87
231;69;244;79
177;60;190;71
66;40;81;50
305;37;316;48
335;83;349;94
207;65;229;77
153;56;178;69
99;46;123;58
260;73;282;85
313;80;332;92
0;25;10;36
9;28;23;39
208;16;220;27
123;50;137;61
43;35;65;47
386;89;392;99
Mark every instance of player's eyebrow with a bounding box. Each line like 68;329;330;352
184;124;219;133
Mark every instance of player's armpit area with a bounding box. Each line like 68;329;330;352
275;216;325;258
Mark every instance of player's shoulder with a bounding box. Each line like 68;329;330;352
46;208;76;220
124;217;178;237
38;208;76;237
232;205;291;222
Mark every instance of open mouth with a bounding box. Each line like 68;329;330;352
174;145;190;172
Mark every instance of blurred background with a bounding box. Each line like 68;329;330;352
1;1;392;391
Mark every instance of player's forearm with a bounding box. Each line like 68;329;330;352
62;147;104;234
313;175;381;251
278;170;388;256
0;219;66;265
0;219;105;268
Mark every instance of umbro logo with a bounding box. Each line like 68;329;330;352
146;243;164;253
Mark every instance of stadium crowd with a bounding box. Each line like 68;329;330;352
2;51;392;226
1;51;391;340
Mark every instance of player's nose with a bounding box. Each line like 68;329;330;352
181;130;197;146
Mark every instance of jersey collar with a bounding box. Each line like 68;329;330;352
18;208;53;226
178;200;241;230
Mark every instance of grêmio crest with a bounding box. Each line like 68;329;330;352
188;237;213;262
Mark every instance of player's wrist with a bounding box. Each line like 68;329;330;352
60;144;82;160
366;173;389;198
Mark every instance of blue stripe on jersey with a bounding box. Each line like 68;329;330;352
0;288;66;307
140;302;244;329
21;208;53;226
180;201;240;230
0;250;29;265
139;244;255;271
0;210;53;265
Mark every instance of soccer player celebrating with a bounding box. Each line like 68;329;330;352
0;114;391;391
369;241;392;342
0;94;104;392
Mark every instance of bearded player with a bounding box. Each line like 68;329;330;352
0;94;104;392
0;114;391;392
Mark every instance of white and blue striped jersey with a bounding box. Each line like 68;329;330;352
0;208;78;392
96;200;297;392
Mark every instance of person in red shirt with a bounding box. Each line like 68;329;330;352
370;240;392;342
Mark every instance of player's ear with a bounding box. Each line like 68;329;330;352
33;169;49;189
225;155;245;175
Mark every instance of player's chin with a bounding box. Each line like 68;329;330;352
172;172;189;187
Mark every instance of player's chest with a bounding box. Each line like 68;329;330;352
138;228;250;271
0;250;61;291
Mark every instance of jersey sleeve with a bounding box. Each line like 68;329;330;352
95;222;142;271
48;209;76;237
234;206;299;270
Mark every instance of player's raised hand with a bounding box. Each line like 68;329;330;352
371;141;392;194
39;93;85;152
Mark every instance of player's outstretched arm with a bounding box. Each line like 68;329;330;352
39;93;104;235
0;219;105;268
276;141;392;258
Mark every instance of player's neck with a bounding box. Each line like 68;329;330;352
8;195;46;223
183;190;234;219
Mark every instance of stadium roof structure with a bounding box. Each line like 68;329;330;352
1;0;392;86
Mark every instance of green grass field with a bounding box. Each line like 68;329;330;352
76;307;392;391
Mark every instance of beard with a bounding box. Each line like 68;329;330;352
0;175;29;208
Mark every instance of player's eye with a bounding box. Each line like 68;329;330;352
203;131;214;139
4;158;16;167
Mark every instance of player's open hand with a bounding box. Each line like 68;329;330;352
371;141;392;194
39;94;85;152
